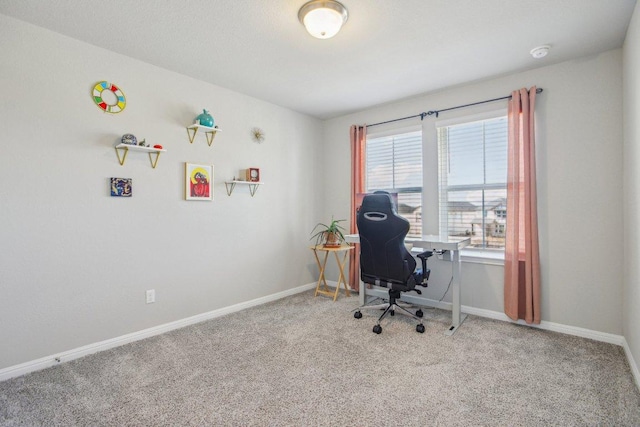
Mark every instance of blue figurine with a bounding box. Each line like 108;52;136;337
195;109;214;127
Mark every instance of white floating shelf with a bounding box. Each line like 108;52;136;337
186;124;221;146
114;143;166;168
224;180;263;197
115;143;166;153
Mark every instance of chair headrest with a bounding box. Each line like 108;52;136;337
360;192;396;216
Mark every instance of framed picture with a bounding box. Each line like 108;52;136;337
110;178;132;197
185;163;213;201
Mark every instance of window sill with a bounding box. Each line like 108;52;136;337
460;249;504;266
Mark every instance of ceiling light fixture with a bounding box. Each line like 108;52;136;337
298;0;348;39
530;45;551;59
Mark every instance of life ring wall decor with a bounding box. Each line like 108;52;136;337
92;81;126;113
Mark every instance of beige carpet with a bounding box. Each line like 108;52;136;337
1;290;639;426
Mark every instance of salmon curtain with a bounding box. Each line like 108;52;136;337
504;87;541;324
349;125;366;291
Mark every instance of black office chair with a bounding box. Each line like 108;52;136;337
353;192;433;334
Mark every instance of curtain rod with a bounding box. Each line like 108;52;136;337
366;87;543;128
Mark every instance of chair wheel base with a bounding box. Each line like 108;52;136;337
373;325;382;334
354;311;362;319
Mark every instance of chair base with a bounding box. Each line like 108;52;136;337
353;290;425;334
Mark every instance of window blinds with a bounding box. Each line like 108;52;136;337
366;130;422;236
437;117;508;249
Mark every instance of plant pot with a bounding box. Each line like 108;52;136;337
323;232;342;248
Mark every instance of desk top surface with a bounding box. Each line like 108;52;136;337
344;234;470;250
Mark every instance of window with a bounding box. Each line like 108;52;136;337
437;115;507;250
365;130;422;237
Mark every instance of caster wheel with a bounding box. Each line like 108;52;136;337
416;309;423;318
390;310;395;316
354;311;362;319
373;325;382;334
416;324;425;333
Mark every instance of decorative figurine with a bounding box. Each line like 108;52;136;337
121;133;137;145
195;109;214;127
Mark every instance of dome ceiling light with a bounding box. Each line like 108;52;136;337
298;0;349;39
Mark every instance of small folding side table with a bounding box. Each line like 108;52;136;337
310;244;353;301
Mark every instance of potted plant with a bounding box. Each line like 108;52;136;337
310;218;346;248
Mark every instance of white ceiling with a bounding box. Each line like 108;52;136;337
0;0;636;119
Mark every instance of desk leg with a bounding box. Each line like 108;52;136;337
333;250;352;301
445;249;467;336
313;249;330;297
353;246;368;306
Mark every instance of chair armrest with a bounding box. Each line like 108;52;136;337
416;250;433;283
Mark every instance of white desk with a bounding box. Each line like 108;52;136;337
344;234;470;336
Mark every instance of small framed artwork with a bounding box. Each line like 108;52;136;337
111;178;132;197
185;163;213;201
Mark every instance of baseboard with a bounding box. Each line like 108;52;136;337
0;283;316;382
462;305;626;346
622;338;640;391
330;280;626;345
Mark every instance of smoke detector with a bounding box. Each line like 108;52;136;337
530;45;550;59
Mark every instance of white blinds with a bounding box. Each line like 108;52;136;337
366;131;422;191
365;130;422;236
437;117;508;249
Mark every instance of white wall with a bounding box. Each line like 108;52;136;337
0;15;323;370
623;1;640;377
323;49;624;334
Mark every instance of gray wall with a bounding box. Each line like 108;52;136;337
0;15;323;370
323;49;624;335
623;1;640;379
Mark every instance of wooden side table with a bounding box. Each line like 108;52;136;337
310;244;353;301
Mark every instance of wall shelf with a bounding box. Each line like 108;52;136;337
114;144;166;169
224;180;263;197
186;124;221;146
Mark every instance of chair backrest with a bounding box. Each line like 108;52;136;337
357;192;416;287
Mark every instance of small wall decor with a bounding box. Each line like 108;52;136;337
195;109;214;127
92;81;126;113
244;168;260;182
185;163;213;201
251;127;265;143
121;133;137;145
110;178;132;197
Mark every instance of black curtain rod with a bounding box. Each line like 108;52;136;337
366;87;543;128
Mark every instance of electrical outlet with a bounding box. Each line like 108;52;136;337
146;289;155;304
